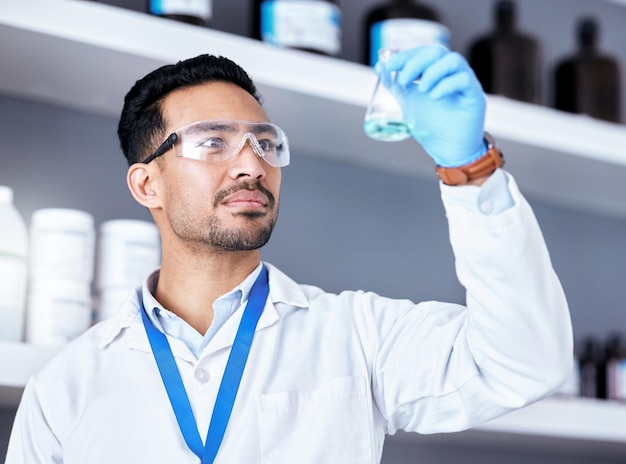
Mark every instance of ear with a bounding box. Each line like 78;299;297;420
127;163;163;209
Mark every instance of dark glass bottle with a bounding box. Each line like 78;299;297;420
553;17;621;123
148;0;212;27
252;0;342;57
363;0;449;66
602;334;626;401
468;0;541;104
578;337;600;398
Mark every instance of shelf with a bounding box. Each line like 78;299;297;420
385;396;626;457
0;341;58;409
2;0;626;220
476;395;626;443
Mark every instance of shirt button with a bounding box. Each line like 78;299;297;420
195;368;210;383
480;200;494;214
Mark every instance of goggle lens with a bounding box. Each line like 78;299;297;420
175;119;290;167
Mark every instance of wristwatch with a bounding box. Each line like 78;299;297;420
435;133;504;186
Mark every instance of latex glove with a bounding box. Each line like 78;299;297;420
377;45;487;167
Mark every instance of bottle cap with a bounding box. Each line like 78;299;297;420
31;208;94;230
100;219;160;239
578;17;598;47
496;0;515;26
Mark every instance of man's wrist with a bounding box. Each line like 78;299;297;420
435;133;504;186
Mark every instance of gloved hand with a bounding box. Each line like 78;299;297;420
376;45;487;167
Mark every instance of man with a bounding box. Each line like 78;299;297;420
6;46;572;463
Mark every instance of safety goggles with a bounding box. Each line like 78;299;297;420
142;119;290;167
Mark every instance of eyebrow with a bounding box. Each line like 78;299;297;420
186;121;237;134
182;121;279;137
249;123;278;137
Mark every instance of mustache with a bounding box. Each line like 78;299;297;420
213;181;275;208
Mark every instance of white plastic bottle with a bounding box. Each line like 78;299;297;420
95;219;161;322
29;208;95;283
96;219;161;291
26;208;95;345
0;186;29;342
25;279;92;346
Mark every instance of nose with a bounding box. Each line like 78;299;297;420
229;136;266;180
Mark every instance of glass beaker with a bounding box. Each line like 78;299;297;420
364;49;414;142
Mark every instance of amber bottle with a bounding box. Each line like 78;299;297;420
579;337;600;398
553;17;621;123
468;0;541;104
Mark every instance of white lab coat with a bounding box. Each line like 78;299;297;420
6;174;572;464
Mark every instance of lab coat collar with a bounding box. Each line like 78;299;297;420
263;261;310;308
97;261;310;353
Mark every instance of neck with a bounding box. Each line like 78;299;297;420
155;245;261;335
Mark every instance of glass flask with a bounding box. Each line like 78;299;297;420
364;49;414;142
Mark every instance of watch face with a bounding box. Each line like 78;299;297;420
484;131;498;150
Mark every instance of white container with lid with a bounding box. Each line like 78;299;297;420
29;208;95;283
0;186;29;341
94;219;160;322
96;219;160;290
25;279;92;345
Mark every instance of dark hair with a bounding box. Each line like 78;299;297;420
117;54;262;165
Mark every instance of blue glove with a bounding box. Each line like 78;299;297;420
376;46;487;167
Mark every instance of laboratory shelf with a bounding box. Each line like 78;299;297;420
0;341;58;409
2;0;626;219
385;396;626;459
476;395;626;443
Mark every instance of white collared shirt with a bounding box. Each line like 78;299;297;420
142;264;263;358
6;171;572;464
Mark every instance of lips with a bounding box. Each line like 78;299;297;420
222;190;268;208
214;181;275;209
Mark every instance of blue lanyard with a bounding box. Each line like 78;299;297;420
140;265;269;463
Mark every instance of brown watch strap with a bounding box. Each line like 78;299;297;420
435;144;504;186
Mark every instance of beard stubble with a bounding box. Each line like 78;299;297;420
168;180;278;252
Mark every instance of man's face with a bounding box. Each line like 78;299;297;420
155;81;282;252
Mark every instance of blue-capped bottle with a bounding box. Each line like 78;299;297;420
363;0;450;67
148;0;212;27
252;0;342;56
